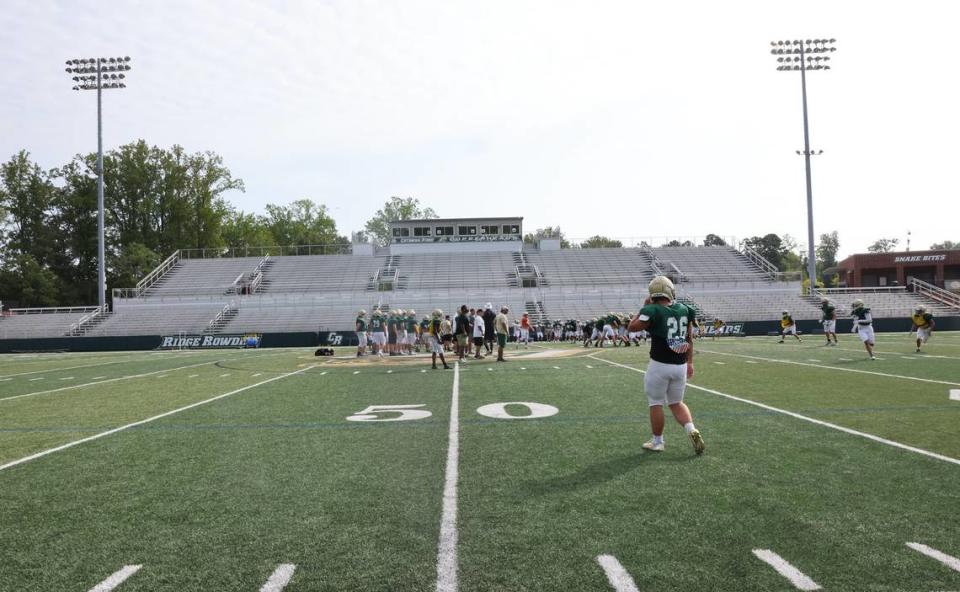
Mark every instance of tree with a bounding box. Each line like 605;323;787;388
816;231;840;269
364;196;437;247
580;235;623;249
929;240;959;250
0;151;58;266
263;199;347;249
702;234;727;247
867;238;900;253
523;227;571;248
742;234;788;270
108;242;161;293
221;209;275;249
661;240;693;247
0;254;60;307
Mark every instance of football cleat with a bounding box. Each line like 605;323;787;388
689;429;705;455
642;438;664;452
647;275;676;301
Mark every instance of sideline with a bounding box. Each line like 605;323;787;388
435;362;460;592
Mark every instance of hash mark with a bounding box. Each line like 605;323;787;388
752;549;821;590
88;564;143;592
596;555;640;592
907;542;960;573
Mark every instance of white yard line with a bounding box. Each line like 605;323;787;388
745;360;758;364
951;390;960;402
752;549;821;590
906;542;960;573
0;361;216;404
252;373;263;377
0;365;317;473
259;564;297;592
435;362;460;592
591;356;960;467
219;373;231;378
596;555;640;592
87;565;143;592
0;357;148;379
697;348;960;387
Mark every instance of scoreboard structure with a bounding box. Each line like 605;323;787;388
388;217;524;254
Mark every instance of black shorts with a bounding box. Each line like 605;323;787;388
473;336;484;346
442;334;453;343
388;331;397;344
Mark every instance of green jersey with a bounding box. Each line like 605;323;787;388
821;303;836;321
371;316;384;332
852;307;872;325
638;302;693;365
406;316;417;332
356;317;367;331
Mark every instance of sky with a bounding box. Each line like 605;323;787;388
2;0;958;259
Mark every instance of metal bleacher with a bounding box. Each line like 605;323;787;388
146;257;262;296
84;304;228;337
0;307;99;339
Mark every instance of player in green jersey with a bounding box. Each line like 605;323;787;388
820;297;838;346
628;276;705;455
355;310;368;357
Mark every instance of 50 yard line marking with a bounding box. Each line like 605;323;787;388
0;365;318;473
591;355;960;467
436;362;460;592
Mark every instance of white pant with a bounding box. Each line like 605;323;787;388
917;327;931;342
644;359;687;407
371;332;386;346
357;332;367;347
822;320;836;333
781;325;797;335
426;335;443;354
603;324;615;338
519;328;529;341
856;325;875;344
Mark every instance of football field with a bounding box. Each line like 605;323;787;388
1;333;959;591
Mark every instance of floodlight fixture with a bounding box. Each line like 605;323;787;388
62;55;133;311
768;38;836;293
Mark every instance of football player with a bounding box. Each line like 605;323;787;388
909;305;935;353
426;309;451;369
820;297;838;346
712;317;724;340
369;308;386;357
628;276;705;455
355;310;368;357
405;310;419;355
851;299;876;360
778;310;802;343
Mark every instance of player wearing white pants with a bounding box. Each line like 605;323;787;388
644;360;688;406
851;299;876;360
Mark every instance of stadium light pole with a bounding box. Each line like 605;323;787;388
64;56;132;310
770;38;835;294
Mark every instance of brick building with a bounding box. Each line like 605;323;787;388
837;249;960;291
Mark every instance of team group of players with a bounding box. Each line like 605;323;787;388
776;297;937;359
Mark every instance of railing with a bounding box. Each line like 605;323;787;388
67;305;107;336
738;243;779;278
204;302;235;334
9;306;100;315
136;250;181;296
179;244;352;259
818;286;907;294
909;277;960;311
227;273;245;294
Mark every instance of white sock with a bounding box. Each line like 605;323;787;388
653;435;664;445
684;422;696;434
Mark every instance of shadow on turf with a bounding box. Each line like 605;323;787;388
524;452;694;496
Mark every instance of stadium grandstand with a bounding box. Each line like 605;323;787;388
1;216;958;342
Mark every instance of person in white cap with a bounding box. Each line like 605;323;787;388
483;303;496;355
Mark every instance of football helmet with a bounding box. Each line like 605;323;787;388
432;308;443;319
915;305;927;314
852;299;864;310
782;310;790;316
358;310;366;317
647;275;675;301
408;309;416;316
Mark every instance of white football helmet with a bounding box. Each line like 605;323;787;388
915;305;926;314
358;310;366;317
647;275;676;301
408;309;416;316
782;310;790;316
432;308;443;319
852;299;864;310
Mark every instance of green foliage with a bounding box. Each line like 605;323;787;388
867;237;900;253
108;242;161;292
523;227;571;248
816;231;840;269
364;196;437;247
929;240;959;250
662;240;694;247
0;254;60;306
702;234;727;247
579;235;623;249
263;199;346;247
742;234;788;270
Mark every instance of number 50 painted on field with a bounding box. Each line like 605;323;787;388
346;402;559;422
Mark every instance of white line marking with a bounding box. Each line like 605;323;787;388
435;362;460;592
220;373;231;378
353;371;360;375
745;360;758;364
88;564;143;592
0;365;317;473
950;389;960;402
387;370;393;374
0;358;142;379
713;361;725;365
592;355;960;467
807;359;822;363
320;371;328;376
699;348;960;386
521;367;526;371
421;369;427;373
259;563;297;592
29;377;45;381
553;366;561;370
91;376;107;380
906;542;960;573
586;365;594;369
252;373;263;377
488;367;493;371
901;356;915;360
0;378;10;382
838;358;852;362
0;361;217;404
188;374;199;378
596;555;640;592
59;377;74;381
157;375;169;379
752;549;821;590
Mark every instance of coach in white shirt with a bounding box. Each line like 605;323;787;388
472;313;485;359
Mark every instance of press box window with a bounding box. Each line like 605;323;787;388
435;226;454;236
503;225;520;235
414;227;431;237
481;225;499;235
458;226;477;236
392;228;409;237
